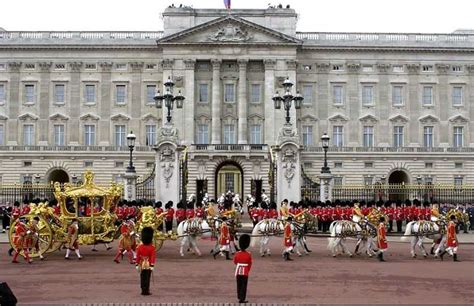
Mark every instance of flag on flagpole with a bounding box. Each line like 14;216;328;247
224;0;231;9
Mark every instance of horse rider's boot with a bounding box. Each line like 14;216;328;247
453;254;460;262
377;252;385;262
439;251;447;261
284;252;293;261
225;251;232;260
304;242;312;253
212;250;219;259
430;246;435;255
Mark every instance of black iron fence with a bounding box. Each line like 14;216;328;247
0;183;55;204
136;167;155;201
301;167;320;201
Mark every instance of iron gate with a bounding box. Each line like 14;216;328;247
136;166;155;201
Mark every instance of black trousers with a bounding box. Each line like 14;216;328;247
140;270;152;294
388;220;393;232
165;221;173;232
396;220;403;233
236;275;248;302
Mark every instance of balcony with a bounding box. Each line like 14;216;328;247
0;145;154;152
302;146;474;153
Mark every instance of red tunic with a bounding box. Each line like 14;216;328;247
54;205;61;215
175;209;186;224
12;207;21;220
377;223;388;250
12;222;28;249
195;208;204;218
155;207;164;216
219;223;230;246
284;223;292;247
250;208;259;223
269;209;278;219
135;244;156;268
447;221;458;248
21;206;30;215
165;208;175;222
186;209;195;219
233;251;252;277
119;222;137;251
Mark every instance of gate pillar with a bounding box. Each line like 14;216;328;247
154;122;185;208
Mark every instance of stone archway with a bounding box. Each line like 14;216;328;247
48;168;69;184
388;170;410;201
215;161;244;200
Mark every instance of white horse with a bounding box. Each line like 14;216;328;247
177;218;212;257
401;221;444;258
328;220;377;257
250;219;285;256
201;193;209;206
187;194;196;204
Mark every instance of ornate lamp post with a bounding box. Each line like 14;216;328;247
321;133;331;174
126;131;136;173
154;76;185;123
272;77;303;125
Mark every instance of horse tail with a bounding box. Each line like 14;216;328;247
401;221;413;241
329;221;337;237
250;221;261;248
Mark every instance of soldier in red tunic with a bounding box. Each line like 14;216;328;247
186;202;195;219
195;203;205;219
440;215;460;261
114;217;137;264
154;201;164;231
135;227;156;295
213;216;231;260
233;234;252;303
175;202;186;226
65;219;82;259
376;216;388;262
164;201;174;232
11;218;32;264
283;216;294;261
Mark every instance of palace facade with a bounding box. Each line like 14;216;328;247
1;6;473;202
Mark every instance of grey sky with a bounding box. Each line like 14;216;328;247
1;0;473;33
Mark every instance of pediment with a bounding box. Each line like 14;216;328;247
142;113;159;121
449;114;469;123
80;113;100;121
110;113;131;121
49;113;69;121
18;113;38;121
248;113;264;120
419;114;439;123
359;114;378;123
389;114;409;123
328;114;348;122
299;114;318;122
157;15;301;46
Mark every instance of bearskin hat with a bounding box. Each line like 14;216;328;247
141;227;154;245
239;234;251;251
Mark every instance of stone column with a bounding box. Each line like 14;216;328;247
154;123;183;208
123;171;138;201
211;59;221;144
99;62;112;146
319;173;333;202
130;62;144;144
7;62;21;145
238;59;248;144
183;59;196;146
38;62;51;145
69;61;83;145
264;59;276;145
275;142;302;205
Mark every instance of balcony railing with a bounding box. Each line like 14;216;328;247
190;144;269;152
0;31;164;41
296;32;472;43
0;145;154;152
302;146;474;153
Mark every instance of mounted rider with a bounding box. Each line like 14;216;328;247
440;215;460;262
213;216;232;260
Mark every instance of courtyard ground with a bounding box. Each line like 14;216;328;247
0;233;473;305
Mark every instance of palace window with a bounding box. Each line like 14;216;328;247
333;176;343;186
114;125;126;146
54;124;65;146
423;126;434;147
224;83;235;103
0;124;4;146
453;126;464;147
362;85;374;106
392;85;404;106
84;84;96;104
364;176;373;185
197;124;209;144
302;125;313;146
115;85;127;104
454;176;463;186
362;126;374;147
145;125;157;146
223;124;236;144
24;84;36;104
302;85;313;105
250;84;261;103
452;86;463;106
23;124;35;146
333;85;344;105
84;125;96;146
250;124;262;144
199;83;209;103
146;85;156;105
54;84;65;104
422;86;433;106
0;83;5;104
393;126;404;147
333;126;344;147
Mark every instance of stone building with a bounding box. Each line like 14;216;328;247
0;6;473;203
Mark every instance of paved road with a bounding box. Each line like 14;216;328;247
1;235;473;305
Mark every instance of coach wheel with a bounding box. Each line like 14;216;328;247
9;214;53;258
